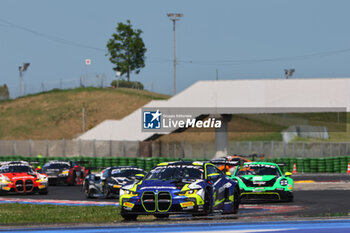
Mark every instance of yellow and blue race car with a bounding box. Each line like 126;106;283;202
119;161;240;220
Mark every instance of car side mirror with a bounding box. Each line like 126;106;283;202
135;174;145;180
208;173;220;181
285;172;292;177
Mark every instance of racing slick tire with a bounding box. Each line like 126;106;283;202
154;214;169;219
39;188;48;195
68;172;77;186
233;187;240;214
203;189;213;215
84;183;93;199
121;212;137;221
103;182;110;198
193;189;213;216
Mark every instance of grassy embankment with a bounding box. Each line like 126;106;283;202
0;87;349;142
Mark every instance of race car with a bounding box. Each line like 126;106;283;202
41;160;90;185
119;161;240;220
83;166;147;199
211;154;263;174
0;161;48;194
230;162;293;202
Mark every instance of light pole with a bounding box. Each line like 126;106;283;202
167;13;183;95
18;63;30;97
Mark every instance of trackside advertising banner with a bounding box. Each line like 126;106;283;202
141;107;346;133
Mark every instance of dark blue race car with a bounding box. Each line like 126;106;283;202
83;166;146;198
119;161;240;220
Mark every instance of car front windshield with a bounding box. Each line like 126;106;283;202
145;165;204;180
111;168;145;177
236;164;281;177
0;165;35;173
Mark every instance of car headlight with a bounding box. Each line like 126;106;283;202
0;176;10;184
60;170;69;176
107;182;116;186
177;189;200;195
36;176;48;183
122;189;139;196
280;179;288;186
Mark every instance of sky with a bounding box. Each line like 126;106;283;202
1;0;350;98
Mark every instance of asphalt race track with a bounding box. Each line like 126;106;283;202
1;179;350;233
1;184;350;218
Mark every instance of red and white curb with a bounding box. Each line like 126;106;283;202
0;197;118;206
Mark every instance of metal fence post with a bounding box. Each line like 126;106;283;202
151;141;155;157
271;141;274;156
167;143;170;157
203;142;206;158
11;140;15;155
330;142;333;157
29;139;32;157
93;139;97;157
181;141;185;158
189;143;192;158
302;142;305;157
123;141;126;157
78;139;82;156
109;140;112;157
62;139;66;157
46;139;49;157
248;141;252;155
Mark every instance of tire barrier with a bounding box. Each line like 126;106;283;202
263;156;350;173
0;155;350;172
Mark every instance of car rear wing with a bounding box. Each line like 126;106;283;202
233;154;265;161
276;163;286;167
209;159;240;174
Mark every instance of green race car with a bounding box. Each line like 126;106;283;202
230;162;293;202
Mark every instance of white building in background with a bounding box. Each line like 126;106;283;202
78;78;350;156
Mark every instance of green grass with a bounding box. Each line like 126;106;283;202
0;87;169;140
0;203;122;225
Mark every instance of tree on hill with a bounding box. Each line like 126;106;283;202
0;84;9;100
106;20;147;82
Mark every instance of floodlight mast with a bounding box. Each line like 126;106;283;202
167;13;183;95
18;63;30;96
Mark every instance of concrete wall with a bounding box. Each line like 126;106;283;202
1;140;349;158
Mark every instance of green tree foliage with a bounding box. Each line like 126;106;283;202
106;20;147;82
110;80;144;90
0;84;9;100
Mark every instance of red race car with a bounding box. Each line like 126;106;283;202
0;161;48;194
41;160;90;185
